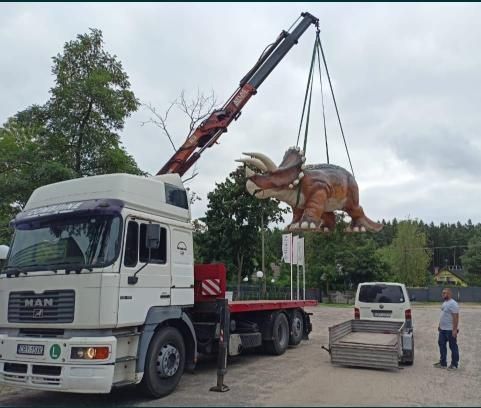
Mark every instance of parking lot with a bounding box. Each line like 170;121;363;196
0;304;480;406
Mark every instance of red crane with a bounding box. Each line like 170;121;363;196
157;12;319;177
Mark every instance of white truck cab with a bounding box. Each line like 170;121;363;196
0;173;197;395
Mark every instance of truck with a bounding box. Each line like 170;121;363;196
324;282;414;369
0;12;320;398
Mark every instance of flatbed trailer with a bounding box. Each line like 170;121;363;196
229;300;317;313
325;319;413;370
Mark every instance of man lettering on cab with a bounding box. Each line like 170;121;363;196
433;288;459;370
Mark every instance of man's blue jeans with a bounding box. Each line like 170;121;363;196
438;329;459;367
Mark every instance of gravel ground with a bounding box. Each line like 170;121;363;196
0;304;480;406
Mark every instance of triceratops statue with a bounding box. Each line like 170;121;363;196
236;147;382;233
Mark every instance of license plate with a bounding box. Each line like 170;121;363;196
17;344;45;356
372;311;392;317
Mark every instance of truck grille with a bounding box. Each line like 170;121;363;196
8;290;75;323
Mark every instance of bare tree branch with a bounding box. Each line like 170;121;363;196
176;89;217;139
141;102;178;151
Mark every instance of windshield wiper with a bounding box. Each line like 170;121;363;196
50;263;94;274
4;266;24;277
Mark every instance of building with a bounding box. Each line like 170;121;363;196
434;265;468;287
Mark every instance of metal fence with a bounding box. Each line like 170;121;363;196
407;286;481;302
226;284;321;301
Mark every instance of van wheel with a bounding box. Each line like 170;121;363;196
264;313;289;355
140;327;185;398
289;310;304;346
403;338;414;365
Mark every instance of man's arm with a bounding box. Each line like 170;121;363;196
452;313;459;337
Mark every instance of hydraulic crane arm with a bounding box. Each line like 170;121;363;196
157;12;319;177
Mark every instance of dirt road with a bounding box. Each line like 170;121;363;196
0;304;480;406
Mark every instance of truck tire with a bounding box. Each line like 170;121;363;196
264;312;289;355
289;310;304;346
140;326;186;398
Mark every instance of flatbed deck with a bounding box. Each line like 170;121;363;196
229;299;317;313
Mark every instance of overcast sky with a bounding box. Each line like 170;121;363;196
2;2;481;225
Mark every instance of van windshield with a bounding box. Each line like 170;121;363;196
4;215;122;274
358;284;405;303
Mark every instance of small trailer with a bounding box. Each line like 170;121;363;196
325;319;414;370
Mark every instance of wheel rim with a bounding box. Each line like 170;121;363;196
292;316;302;338
156;344;180;378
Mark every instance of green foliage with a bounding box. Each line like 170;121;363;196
380;220;431;286
194;167;288;291
0;29;142;244
460;234;481;286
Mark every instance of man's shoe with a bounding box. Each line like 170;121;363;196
433;362;447;368
447;365;458;370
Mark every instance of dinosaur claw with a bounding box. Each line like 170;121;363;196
353;226;360;233
360;226;366;233
301;221;309;229
309;222;316;229
345;226;352;233
323;227;330;233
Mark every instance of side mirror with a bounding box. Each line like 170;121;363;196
410;295;416;302
145;224;161;249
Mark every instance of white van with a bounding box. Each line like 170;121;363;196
354;282;414;328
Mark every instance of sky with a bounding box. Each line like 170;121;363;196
1;2;481;225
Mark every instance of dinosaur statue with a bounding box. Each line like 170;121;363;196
236;147;383;233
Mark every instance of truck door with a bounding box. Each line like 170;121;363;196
170;228;194;306
118;219;171;325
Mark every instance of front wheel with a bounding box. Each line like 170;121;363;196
140;327;186;398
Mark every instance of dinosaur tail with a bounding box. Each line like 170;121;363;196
358;215;383;233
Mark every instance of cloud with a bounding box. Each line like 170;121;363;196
1;3;481;224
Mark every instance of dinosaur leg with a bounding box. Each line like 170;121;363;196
345;206;383;232
321;212;336;231
346;206;366;232
289;207;304;229
299;189;328;230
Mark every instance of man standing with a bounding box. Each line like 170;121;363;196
433;288;460;370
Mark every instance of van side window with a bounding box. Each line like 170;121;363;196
139;224;167;264
124;221;139;267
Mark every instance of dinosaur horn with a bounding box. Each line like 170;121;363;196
243;152;277;172
236;158;268;172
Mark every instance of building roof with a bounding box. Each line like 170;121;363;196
435;266;467;282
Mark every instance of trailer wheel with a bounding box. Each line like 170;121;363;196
264;313;289;355
140;326;185;398
289;310;304;346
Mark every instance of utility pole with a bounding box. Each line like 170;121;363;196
261;212;266;297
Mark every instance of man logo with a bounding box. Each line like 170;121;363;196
24;298;54;308
33;309;44;318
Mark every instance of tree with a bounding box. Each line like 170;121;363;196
194;167;288;294
47;28;140;176
460;234;481;286
0;29;143;243
380;220;431;286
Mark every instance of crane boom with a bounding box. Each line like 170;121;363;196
157;12;319;177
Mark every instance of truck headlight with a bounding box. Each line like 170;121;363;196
70;346;110;360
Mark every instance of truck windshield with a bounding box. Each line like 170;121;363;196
4;215;122;274
358;284;405;303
